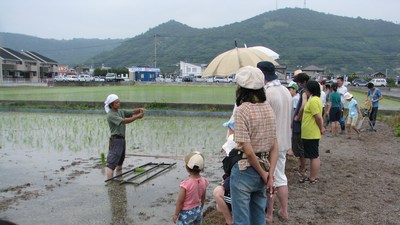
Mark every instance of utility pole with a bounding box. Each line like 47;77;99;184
304;0;307;8
154;34;157;68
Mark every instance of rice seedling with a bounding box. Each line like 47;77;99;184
0;112;229;158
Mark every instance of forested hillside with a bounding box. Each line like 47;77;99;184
89;8;400;74
0;33;124;65
1;8;399;75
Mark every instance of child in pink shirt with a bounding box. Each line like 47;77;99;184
173;152;209;225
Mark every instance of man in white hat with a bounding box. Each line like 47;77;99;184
104;94;145;179
257;61;292;222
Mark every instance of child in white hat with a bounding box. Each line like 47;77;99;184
173;152;209;225
344;92;362;139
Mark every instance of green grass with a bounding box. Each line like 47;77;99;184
0;85;399;111
348;90;400;111
0;85;236;104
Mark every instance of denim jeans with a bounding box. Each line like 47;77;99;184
369;107;378;127
230;163;267;225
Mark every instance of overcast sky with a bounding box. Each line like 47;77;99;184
0;0;398;40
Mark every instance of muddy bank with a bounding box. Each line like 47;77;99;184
203;121;400;225
1;113;399;225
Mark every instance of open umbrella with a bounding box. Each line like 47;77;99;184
249;46;280;60
202;47;278;77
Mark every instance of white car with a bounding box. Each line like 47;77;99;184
94;76;105;82
105;73;117;82
206;77;214;83
66;75;79;82
370;78;387;87
214;76;233;83
54;75;66;82
77;75;86;82
194;75;206;82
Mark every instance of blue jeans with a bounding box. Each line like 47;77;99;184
369;107;378;127
230;163;266;225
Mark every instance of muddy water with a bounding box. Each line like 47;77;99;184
0;112;228;224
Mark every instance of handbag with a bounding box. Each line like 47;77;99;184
364;88;377;112
363;100;372;112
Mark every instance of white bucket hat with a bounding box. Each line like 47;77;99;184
344;92;353;100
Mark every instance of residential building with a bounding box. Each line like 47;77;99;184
179;61;206;78
0;47;58;84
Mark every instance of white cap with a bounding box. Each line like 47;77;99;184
104;94;119;113
184;151;204;170
235;66;264;90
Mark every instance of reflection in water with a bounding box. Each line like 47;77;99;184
107;181;132;225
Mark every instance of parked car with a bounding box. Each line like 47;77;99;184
352;79;368;86
206;77;214;83
214;76;233;83
370;78;387;87
66;75;79;82
54;75;66;82
105;73;117;82
194;75;206;82
94;76;105;82
78;74;89;82
182;76;193;82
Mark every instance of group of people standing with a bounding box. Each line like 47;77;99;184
101;63;383;225
210;62;326;225
324;77;383;139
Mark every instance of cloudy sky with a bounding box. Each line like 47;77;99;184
0;0;398;40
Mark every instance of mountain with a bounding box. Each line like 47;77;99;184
89;8;400;75
1;8;400;75
0;33;124;65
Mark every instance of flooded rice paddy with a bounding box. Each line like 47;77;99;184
0;112;228;224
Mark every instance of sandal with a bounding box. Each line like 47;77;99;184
308;178;319;184
296;169;307;177
298;177;310;183
299;177;319;184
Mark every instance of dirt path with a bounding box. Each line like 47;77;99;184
203;121;400;225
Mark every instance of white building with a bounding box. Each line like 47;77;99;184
179;61;206;78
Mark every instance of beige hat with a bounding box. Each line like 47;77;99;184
294;69;302;76
344;92;353;100
235;66;264;90
185;151;204;170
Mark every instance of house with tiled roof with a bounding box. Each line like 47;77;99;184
0;47;58;84
370;72;386;78
302;65;325;78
